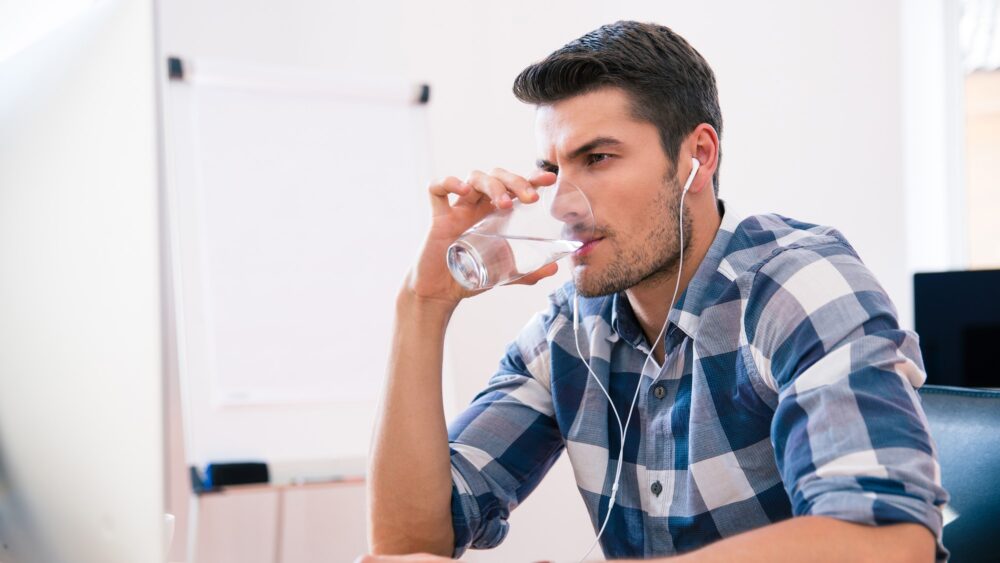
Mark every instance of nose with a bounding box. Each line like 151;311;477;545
548;178;594;240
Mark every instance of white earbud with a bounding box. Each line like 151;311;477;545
575;155;701;562
682;157;700;194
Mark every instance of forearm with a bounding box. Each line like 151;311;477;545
367;290;457;556
618;516;934;563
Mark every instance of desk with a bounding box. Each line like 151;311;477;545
192;480;368;563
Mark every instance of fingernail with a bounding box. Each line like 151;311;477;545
526;187;537;198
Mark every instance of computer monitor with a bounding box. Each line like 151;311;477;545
914;269;1000;388
0;0;168;561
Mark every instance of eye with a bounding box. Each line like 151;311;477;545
586;153;613;166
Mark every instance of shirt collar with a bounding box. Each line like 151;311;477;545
609;291;642;347
610;200;743;345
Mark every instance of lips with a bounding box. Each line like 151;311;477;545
575;237;603;257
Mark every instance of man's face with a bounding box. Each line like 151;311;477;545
535;87;690;297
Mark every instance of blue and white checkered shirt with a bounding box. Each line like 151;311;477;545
447;202;948;560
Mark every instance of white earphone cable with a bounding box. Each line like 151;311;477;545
575;158;699;562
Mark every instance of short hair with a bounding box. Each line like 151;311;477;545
513;21;723;195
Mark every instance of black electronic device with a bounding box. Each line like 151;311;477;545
914;269;1000;387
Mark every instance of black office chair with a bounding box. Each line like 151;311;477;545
918;384;1000;562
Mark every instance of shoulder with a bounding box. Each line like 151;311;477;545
500;281;592;392
723;213;853;277
737;215;886;315
507;281;576;369
509;280;613;365
721;212;877;297
732;216;901;390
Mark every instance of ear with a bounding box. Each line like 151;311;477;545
685;123;720;194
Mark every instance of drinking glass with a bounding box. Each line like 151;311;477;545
446;179;595;290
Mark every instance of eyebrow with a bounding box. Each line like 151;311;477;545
535;136;623;171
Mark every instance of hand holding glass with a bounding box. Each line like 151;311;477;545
447;180;595;290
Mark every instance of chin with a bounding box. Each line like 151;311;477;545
572;266;613;298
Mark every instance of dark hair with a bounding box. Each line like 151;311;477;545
513;21;723;195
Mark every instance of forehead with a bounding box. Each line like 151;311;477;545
534;87;648;156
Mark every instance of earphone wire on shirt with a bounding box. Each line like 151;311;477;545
574;158;699;562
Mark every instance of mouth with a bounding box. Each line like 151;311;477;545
574;237;603;257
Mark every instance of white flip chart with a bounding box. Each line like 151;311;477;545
165;58;431;471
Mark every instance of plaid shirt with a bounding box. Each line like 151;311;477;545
448;202;948;560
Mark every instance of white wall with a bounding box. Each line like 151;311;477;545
901;0;967;285
160;1;935;561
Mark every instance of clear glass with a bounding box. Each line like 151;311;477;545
447;180;595;290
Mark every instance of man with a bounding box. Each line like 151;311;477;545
364;21;948;562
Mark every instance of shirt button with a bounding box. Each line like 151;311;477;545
651;481;663;496
653;384;666;399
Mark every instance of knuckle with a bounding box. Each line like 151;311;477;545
427;176;456;192
481;176;503;193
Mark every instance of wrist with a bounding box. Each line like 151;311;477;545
396;287;459;322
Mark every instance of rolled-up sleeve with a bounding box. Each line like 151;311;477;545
447;295;565;558
741;241;949;561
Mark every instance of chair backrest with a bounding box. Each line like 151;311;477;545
918;384;1000;562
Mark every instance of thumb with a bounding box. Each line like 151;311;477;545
512;262;559;286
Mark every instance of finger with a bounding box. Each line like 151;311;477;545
427;176;469;216
512;261;559;285
489;167;538;203
428;176;470;199
466;170;513;209
528;170;557;187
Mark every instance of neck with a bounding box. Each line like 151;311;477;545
626;201;721;363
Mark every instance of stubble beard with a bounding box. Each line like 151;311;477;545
573;173;693;298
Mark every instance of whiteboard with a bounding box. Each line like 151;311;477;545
164;59;431;474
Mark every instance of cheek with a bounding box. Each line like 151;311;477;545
591;177;667;233
602;204;645;234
